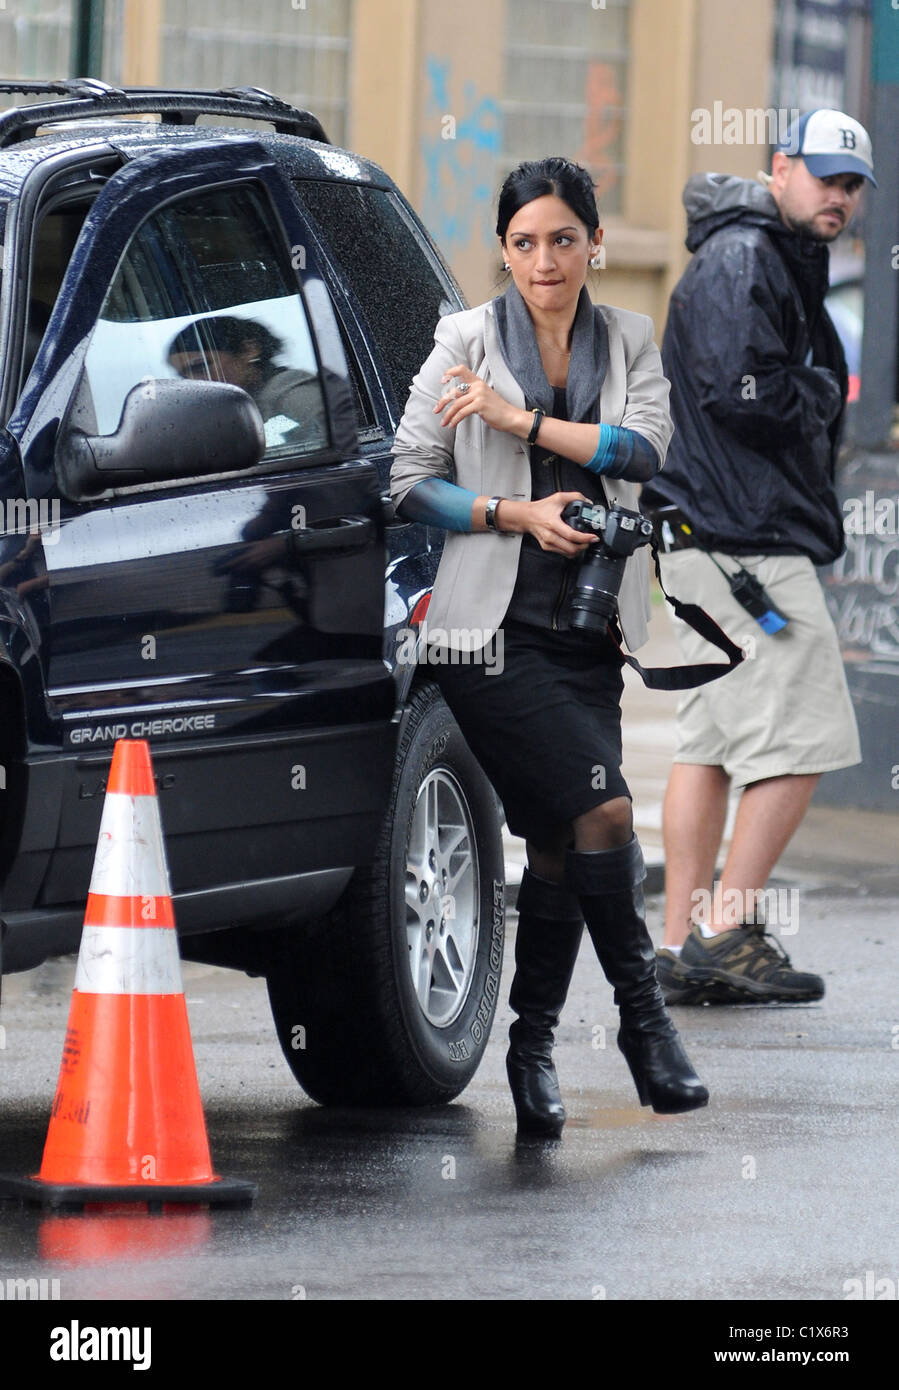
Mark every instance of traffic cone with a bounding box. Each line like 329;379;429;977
0;740;255;1210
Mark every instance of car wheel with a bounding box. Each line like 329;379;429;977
266;682;506;1105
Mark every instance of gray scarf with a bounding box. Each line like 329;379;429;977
491;277;609;422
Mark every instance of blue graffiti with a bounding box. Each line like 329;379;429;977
421;56;502;253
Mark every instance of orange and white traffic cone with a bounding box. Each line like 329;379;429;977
0;740;255;1210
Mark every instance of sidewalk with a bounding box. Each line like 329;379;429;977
502;594;899;896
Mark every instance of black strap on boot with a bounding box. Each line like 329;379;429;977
564;834;647;901
516;866;584;924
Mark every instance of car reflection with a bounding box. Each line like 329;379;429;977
167;314;327;452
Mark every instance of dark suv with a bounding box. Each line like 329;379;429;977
0;81;504;1106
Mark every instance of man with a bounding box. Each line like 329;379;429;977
640;110;875;1003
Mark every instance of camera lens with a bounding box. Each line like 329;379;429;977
568;551;626;631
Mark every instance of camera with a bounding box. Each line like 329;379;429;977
561;500;654;632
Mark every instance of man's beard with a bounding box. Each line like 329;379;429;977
782;210;844;243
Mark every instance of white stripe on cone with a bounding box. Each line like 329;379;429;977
88;792;172;899
74;925;185;995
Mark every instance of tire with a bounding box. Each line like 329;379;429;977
266;682;506;1105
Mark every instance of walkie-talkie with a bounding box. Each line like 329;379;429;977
724;566;788;634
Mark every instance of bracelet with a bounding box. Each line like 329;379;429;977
484;496;504;532
526;408;545;445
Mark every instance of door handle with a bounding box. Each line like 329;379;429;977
288;515;374;557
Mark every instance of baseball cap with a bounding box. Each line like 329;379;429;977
778;109;877;186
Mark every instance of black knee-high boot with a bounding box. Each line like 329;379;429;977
565;837;709;1114
506;868;584;1138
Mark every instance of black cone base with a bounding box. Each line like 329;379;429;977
0;1173;257;1211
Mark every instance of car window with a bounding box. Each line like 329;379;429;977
330;307;379;432
76;184;332;460
23;200;95;386
296;182;458;418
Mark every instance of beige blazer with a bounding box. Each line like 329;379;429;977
389;297;673;652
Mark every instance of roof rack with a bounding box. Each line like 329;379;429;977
0;80;330;149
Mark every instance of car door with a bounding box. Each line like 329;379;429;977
9;140;397;911
291;177;467;656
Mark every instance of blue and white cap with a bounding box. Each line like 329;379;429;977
778;109;876;187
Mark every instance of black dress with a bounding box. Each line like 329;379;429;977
430;386;631;851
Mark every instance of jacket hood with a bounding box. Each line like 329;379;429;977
683;173;783;252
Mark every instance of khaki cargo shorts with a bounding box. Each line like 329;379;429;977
658;549;861;787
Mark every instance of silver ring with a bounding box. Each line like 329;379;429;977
455;381;471;394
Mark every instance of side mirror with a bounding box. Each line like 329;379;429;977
56;378;266;499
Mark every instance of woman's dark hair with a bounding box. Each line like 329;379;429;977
494;157;600;286
167;315;285;370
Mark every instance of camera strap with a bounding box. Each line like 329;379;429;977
606;545;745;691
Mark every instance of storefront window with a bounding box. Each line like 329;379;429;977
501;0;631;216
160;0;351;148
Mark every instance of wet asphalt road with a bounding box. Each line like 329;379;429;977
0;891;896;1302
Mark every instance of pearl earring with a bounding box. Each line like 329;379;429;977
504;262;510;271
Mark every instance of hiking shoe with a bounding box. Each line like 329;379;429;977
655;946;731;1005
678;922;825;1002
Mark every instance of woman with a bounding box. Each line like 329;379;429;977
390;157;707;1137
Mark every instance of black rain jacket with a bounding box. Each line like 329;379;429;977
641;174;849;564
